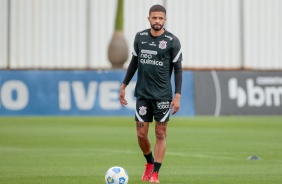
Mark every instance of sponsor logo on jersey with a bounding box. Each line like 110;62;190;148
140;59;163;66
141;41;147;44
141;49;157;55
165;35;173;40
149;42;156;46
140;32;148;35
140;50;163;66
157;101;170;109
159;40;167;49
139;106;147;116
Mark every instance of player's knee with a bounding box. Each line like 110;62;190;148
155;129;166;140
137;131;148;141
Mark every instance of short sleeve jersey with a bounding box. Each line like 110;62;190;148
132;28;182;100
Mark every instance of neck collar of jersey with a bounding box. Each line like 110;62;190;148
149;28;166;38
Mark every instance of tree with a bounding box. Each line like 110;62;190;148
108;0;128;69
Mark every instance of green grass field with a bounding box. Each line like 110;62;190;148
0;116;282;184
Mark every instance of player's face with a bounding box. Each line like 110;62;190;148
148;12;166;31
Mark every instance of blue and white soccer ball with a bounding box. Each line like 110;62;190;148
105;166;129;184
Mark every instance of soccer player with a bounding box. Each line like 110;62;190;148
119;4;182;183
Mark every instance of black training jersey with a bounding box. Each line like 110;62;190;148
132;28;183;100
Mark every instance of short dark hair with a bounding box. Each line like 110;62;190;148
149;4;166;15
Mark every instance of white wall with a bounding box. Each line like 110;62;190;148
9;0;87;69
243;0;282;70
0;0;281;70
167;0;242;69
0;0;8;68
90;0;116;68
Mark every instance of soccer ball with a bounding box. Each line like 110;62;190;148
105;166;129;184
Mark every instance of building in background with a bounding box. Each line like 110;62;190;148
0;0;281;70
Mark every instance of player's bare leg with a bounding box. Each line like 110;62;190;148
149;121;167;183
136;121;151;154
137;121;154;181
154;121;167;163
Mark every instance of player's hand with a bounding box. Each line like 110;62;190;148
119;84;128;106
170;93;181;115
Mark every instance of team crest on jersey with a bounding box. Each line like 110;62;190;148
159;40;167;49
139;106;147;116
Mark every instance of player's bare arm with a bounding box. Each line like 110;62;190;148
170;93;181;115
119;83;128;106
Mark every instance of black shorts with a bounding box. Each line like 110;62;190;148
135;98;171;123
